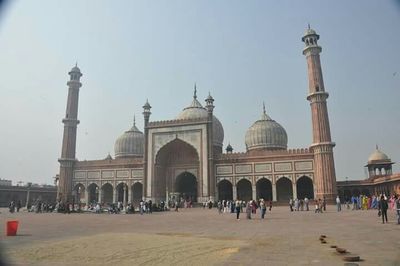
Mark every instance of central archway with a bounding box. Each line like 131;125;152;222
154;139;199;202
175;172;197;202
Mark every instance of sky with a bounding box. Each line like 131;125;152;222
0;1;399;185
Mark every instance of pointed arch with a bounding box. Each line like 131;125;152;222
101;183;113;204
237;179;252;201
276;177;293;201
256;178;272;201
218;179;233;201
296;176;314;199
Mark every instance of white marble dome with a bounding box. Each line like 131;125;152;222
368;147;390;163
176;94;224;148
245;107;287;151
114;122;144;158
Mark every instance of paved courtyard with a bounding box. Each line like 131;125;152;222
0;206;399;266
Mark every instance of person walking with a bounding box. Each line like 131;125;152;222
314;199;320;213
235;199;241;220
379;195;389;224
336;195;341;212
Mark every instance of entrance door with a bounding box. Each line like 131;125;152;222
175;172;197;202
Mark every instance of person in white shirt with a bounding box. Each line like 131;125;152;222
336;195;341;212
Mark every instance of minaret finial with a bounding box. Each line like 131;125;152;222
376;144;378;150
263;101;266;114
133;114;136;126
194;83;197;99
308;23;310;30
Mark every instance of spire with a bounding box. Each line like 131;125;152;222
263;101;266;114
133;114;136;126
376;144;379;150
75;62;78;67
194;83;197;99
308;23;310;30
260;102;271;120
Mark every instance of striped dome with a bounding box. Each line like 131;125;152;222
245;106;287;151
114;122;144;158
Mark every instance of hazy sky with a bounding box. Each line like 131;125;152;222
0;1;399;185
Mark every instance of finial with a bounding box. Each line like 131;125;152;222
75;61;78;67
193;83;197;99
308;23;310;30
133;114;136;126
376;144;378;150
263;101;266;114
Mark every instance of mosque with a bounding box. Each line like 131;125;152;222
57;27;344;205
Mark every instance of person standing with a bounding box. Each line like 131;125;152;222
294;198;299;211
246;201;252;220
16;200;21;212
379;195;389;224
148;200;153;214
235;199;241;220
304;197;309;211
395;195;400;225
322;197;327;211
289;198;293;212
336;195;341;212
260;199;267;219
217;201;222;214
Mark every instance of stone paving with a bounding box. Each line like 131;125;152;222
0;206;399;265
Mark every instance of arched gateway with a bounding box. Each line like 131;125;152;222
153;139;200;202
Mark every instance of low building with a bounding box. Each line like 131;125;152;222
0;184;57;208
337;147;400;199
0;179;12;186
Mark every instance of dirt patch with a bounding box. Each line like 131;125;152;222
5;233;247;266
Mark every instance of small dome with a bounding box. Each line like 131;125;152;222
368;146;390;163
245;106;287;151
114;121;144;158
70;65;81;73
226;143;233;153
304;28;316;36
176;91;224;148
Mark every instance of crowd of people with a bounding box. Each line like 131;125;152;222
7;194;400;224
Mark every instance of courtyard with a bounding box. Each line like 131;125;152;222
0;206;399;266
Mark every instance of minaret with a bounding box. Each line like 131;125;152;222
142;99;152;200
205;91;215;201
57;65;82;202
302;26;337;202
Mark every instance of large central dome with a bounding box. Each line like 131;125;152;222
176;90;224;148
245;105;288;151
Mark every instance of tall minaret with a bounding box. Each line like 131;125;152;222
57;65;82;203
302;26;337;202
142;99;151;200
205;91;215;201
